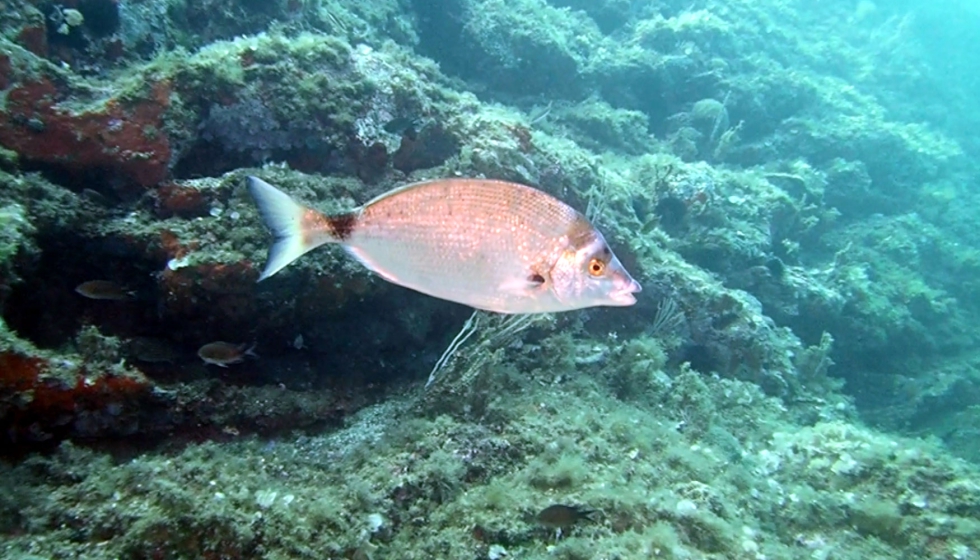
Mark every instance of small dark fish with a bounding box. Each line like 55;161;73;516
75;280;134;301
383;116;421;139
536;504;597;530
198;341;256;367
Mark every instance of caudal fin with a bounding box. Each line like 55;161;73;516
247;176;337;281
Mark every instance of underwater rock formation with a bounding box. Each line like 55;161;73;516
1;0;980;557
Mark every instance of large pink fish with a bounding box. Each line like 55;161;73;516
247;176;640;314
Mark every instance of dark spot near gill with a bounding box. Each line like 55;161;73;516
528;273;546;286
328;212;357;241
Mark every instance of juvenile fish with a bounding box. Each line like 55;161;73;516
197;341;256;367
247;176;641;314
383;115;422;139
75;280;134;301
536;504;597;538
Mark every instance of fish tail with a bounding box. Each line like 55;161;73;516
247;176;352;281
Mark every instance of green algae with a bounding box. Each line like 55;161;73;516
0;201;32;275
4;354;980;559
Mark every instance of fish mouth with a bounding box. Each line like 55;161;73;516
609;278;642;306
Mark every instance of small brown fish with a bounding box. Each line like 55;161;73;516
247;176;641;314
75;280;134;301
536;504;597;530
197;341;256;367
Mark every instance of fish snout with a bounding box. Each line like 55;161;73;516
608;273;641;306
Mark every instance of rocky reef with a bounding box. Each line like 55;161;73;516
1;0;980;558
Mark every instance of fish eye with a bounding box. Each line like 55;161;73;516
588;258;606;277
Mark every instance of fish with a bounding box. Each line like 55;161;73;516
246;176;641;314
75;280;134;301
383;115;422;139
536;504;597;530
197;341;256;367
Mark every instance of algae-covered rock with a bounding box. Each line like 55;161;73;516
415;0;601;97
0;202;34;285
0;0;979;557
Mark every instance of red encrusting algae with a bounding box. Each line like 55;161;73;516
0;351;149;445
155;183;212;219
0;77;172;188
